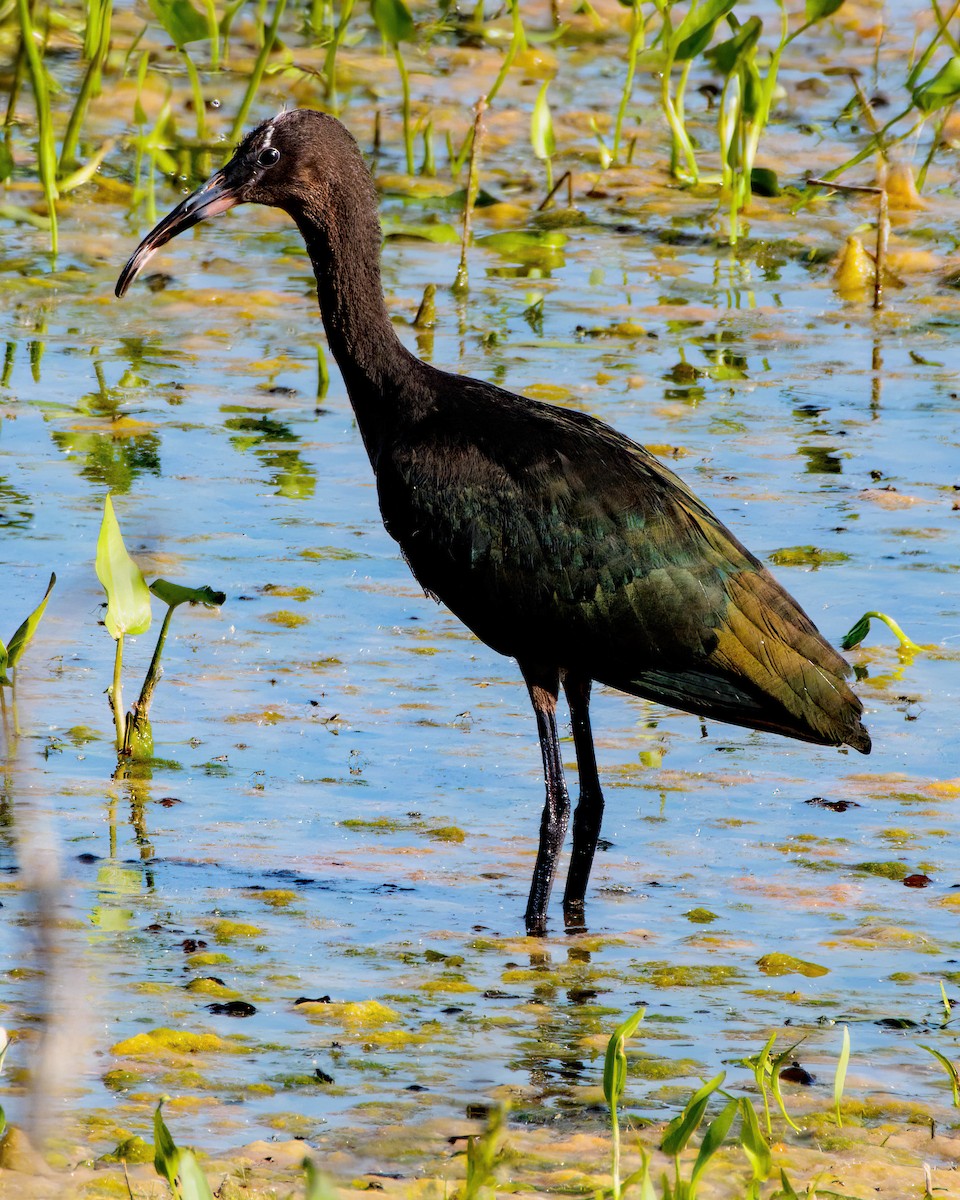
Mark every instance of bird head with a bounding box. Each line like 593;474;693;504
116;109;363;297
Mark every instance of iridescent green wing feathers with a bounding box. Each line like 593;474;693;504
380;384;869;752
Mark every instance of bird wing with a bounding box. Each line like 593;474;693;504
377;384;868;751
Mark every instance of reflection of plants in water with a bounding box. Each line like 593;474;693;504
50;360;163;493
96;494;225;760
51;428;162;495
0;477;33;529
224;410;317;500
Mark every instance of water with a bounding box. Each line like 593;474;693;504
1;0;959;1182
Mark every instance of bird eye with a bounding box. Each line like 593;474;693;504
257;147;280;168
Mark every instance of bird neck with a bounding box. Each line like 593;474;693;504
293;190;417;455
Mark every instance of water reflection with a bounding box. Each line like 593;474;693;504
0;476;33;528
51;427;162;493
223;409;317;499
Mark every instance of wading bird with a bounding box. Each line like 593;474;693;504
117;110;870;936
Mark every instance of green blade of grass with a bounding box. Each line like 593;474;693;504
919;1044;960;1107
689;1096;738;1187
833;1025;850;1128
661;1072;725;1156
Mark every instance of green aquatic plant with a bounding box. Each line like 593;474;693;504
650;0;738;184
833;1024;850;1128
612;0;646;165
531;78;556;193
0;572;56;736
603;1006;646;1200
453;97;486;295
739;1031;804;1135
452;0;527;178
153;1098;214;1199
841;610;922;653
919;1043;960;1108
459;1104;505;1200
96;495;225;758
659;1070;734;1197
229;0;289;143
13;0;58;252
822;49;960;188
96;494;153;752
709;0;846;242
371;0;416;174
323;0;358;108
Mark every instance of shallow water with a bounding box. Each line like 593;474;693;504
1;0;959;1180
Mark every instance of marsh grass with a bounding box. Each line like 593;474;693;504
5;0;960;258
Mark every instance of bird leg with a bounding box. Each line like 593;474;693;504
561;674;605;932
521;665;570;937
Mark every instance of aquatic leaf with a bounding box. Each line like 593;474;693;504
770;1039;806;1133
148;0;208;48
919;1044;960;1107
150;580;226;610
381;220;460;243
778;1168;802;1200
602;1007;645;1105
750;166;779;197
674;0;738;62
96;496;152;639
690;1097;737;1186
833;1025;850;1127
6;572;56;670
840;613;871;650
660;1071;725;1155
739;1096;772;1180
707;15;761;77
303;1158;340;1200
0;143;12;186
805;0;845;21
912;56;960;113
371;0;414;44
531;80;555;162
153;1099;181;1189
177;1149;214;1200
840;611;921;652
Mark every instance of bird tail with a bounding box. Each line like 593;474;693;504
609;665;871;753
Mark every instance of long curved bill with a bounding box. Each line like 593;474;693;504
115;169;239;298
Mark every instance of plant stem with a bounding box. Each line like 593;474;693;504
111;633;125;752
61;0;113;169
230;0;287;143
16;0;58;254
612;2;644;165
125;603;173;752
394;43;414;174
454;96;485;295
202;0;220;69
610;1097;621;1200
182;50;207;145
452;0;524;177
324;0;356;110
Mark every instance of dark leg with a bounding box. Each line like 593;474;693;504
561;673;605;932
520;664;570;937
